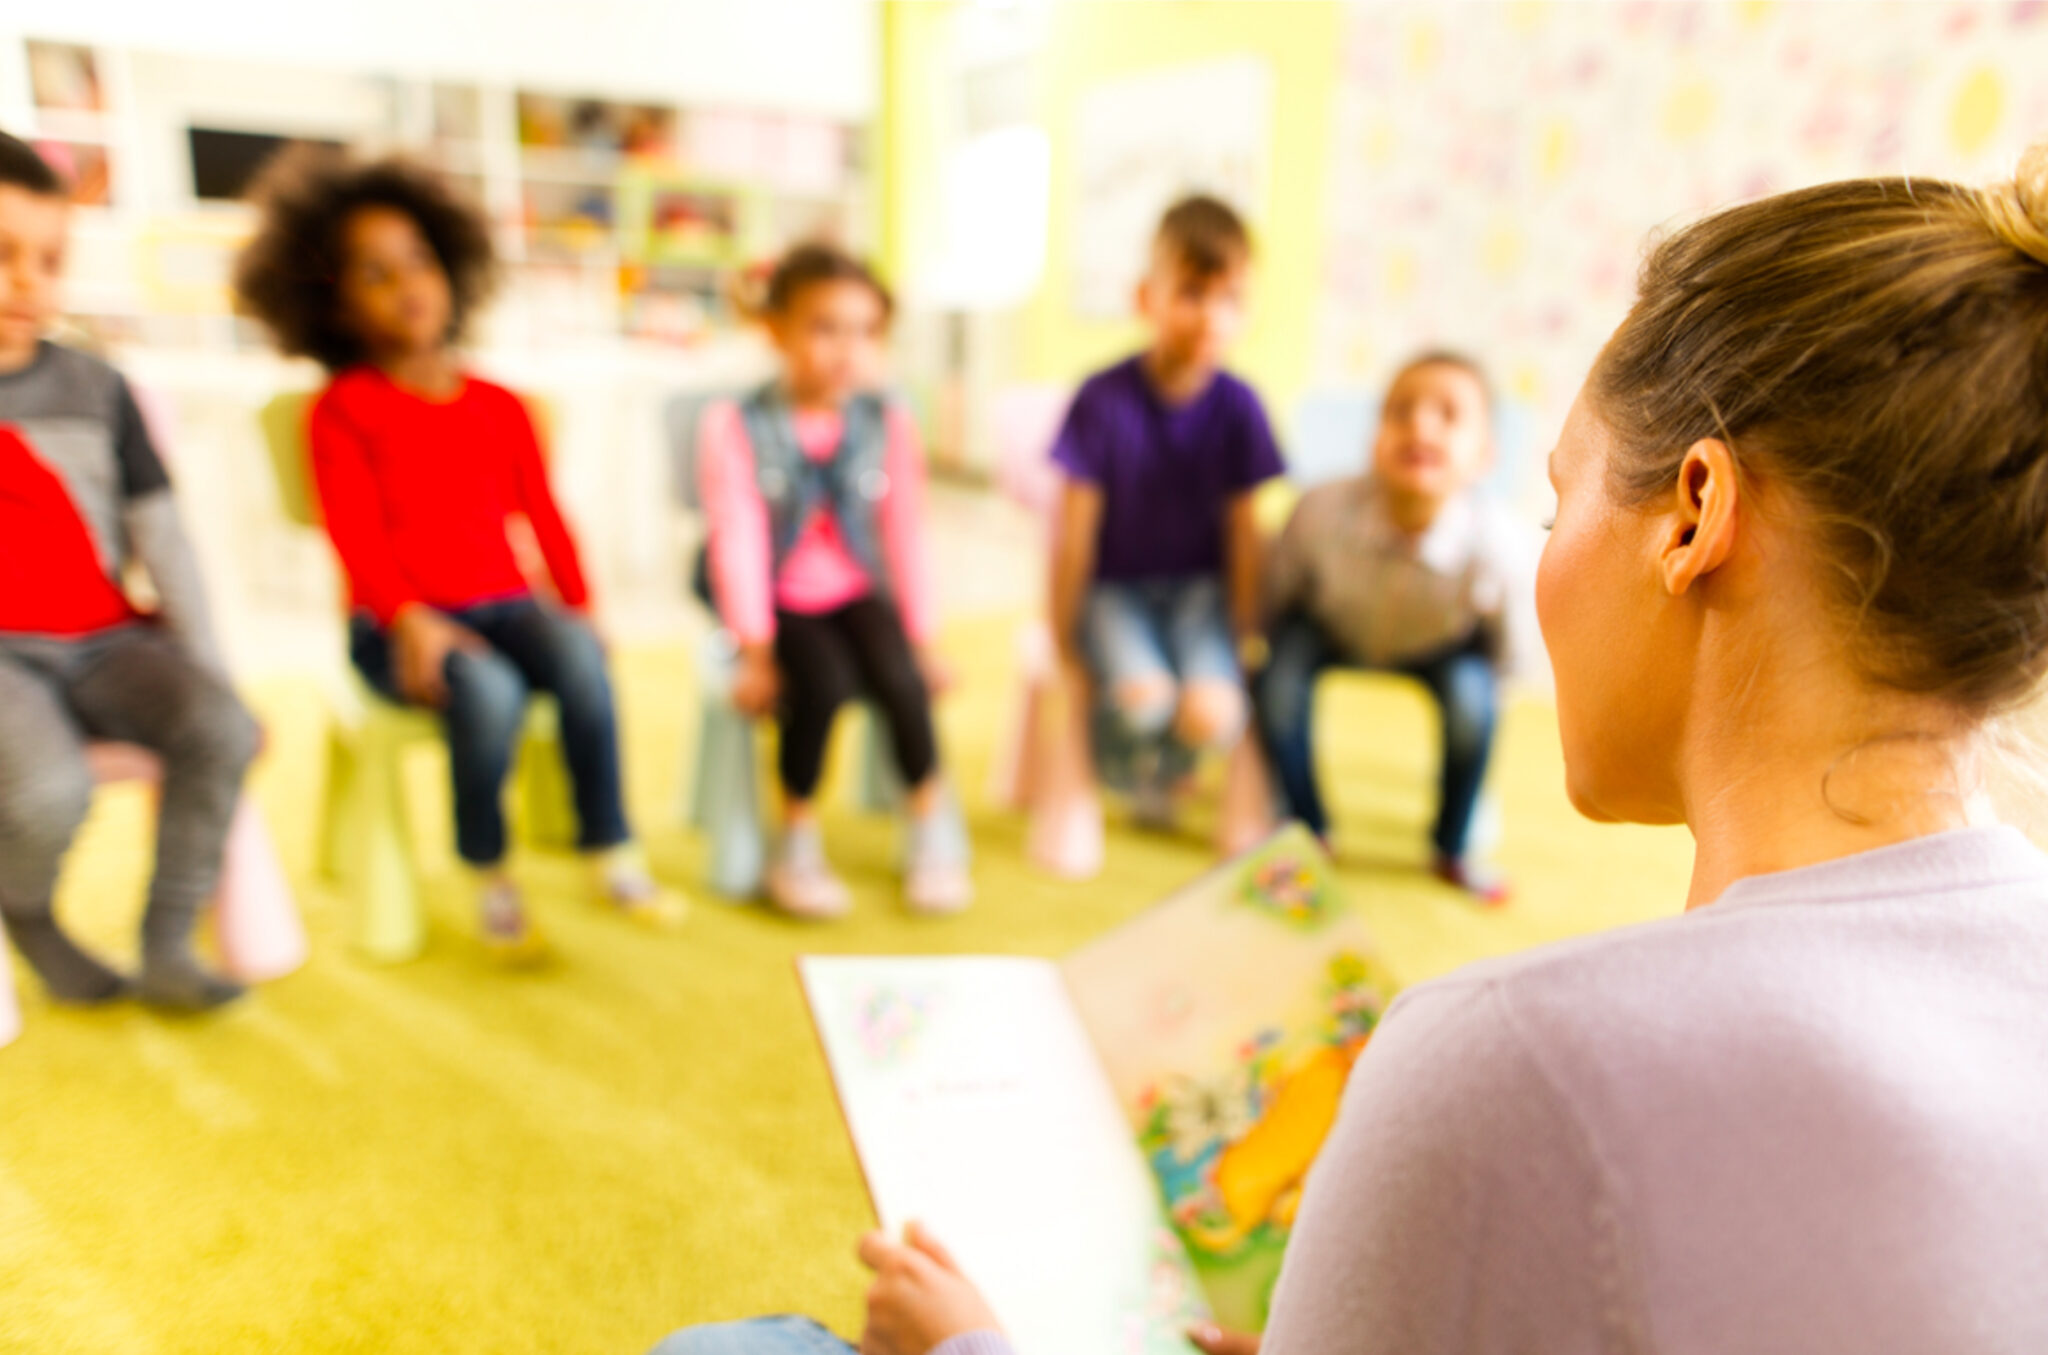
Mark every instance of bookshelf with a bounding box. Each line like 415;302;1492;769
2;37;872;350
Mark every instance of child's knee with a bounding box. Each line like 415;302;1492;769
785;662;859;725
1109;674;1178;739
174;682;261;776
124;673;257;791
0;757;93;859
446;649;529;737
869;659;931;726
1176;680;1247;749
544;619;613;710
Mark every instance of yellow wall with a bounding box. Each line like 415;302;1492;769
882;0;1343;415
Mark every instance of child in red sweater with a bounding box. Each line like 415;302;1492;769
235;150;681;956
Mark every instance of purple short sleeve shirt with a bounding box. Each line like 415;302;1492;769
1050;356;1286;582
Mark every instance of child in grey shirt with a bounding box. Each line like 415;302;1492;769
1255;352;1528;901
0;133;255;1010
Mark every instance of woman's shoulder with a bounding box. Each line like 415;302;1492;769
1370;913;1707;1091
1387;839;2048;1109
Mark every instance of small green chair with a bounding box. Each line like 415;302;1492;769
260;390;578;961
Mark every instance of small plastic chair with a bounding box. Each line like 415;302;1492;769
259;390;578;960
683;628;901;898
665;388;945;900
0;930;18;1048
317;688;577;959
1;742;308;1051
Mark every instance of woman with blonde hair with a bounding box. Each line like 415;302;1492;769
654;143;2048;1355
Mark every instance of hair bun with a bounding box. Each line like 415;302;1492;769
1999;139;2048;267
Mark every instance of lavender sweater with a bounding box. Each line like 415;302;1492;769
943;826;2048;1355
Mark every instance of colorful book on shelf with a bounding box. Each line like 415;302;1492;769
798;824;1398;1355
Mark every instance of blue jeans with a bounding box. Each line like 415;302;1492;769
350;596;631;866
1082;576;1239;788
647;1316;852;1355
1253;610;1497;858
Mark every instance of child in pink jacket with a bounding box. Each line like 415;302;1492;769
697;244;968;920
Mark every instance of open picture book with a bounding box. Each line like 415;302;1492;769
797;825;1400;1355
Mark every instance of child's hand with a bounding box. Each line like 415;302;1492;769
857;1222;1002;1355
391;605;485;709
917;648;957;697
732;644;781;718
1187;1324;1262;1355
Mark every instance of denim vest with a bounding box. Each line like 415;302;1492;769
737;383;892;599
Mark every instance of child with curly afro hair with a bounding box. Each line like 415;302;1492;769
234;148;684;957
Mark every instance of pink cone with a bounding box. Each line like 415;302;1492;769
215;801;308;982
0;951;20;1049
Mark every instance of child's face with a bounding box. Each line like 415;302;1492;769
769;279;886;405
1137;252;1248;376
0;185;67;363
336;205;453;361
1372;362;1492;504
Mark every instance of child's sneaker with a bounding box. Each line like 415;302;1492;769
905;858;973;916
765;825;852;921
1431;854;1512;907
3;913;129;1005
903;808;973;917
1129;741;1197;833
589;843;688;931
136;948;244;1012
478;875;549;964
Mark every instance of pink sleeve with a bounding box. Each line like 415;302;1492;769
880;404;938;646
696;401;777;646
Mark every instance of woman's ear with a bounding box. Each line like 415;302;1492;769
1659;438;1741;597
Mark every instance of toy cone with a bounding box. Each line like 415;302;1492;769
215;800;309;982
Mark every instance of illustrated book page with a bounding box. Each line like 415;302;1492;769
799;955;1209;1355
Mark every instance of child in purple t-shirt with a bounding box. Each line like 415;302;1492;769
1048;196;1285;819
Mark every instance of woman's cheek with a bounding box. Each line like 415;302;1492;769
1536;522;1602;765
1535;529;1571;657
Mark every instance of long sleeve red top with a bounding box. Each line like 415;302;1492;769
308;367;590;626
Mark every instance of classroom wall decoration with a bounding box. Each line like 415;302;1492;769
1316;0;2048;463
1072;56;1272;318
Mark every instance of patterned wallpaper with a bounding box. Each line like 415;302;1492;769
1316;0;2048;490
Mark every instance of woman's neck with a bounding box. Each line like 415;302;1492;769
374;348;461;399
1677;670;1985;908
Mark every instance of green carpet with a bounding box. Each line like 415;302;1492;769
0;613;1692;1354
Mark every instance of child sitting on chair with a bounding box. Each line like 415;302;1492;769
1255;352;1529;902
1048;195;1286;826
697;244;969;920
0;132;257;1009
233;149;682;958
